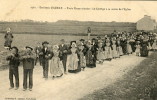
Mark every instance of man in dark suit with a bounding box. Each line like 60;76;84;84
20;46;36;91
40;41;53;79
6;46;20;90
59;39;68;74
91;38;98;61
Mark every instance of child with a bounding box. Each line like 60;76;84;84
6;46;20;90
135;41;141;56
49;45;63;79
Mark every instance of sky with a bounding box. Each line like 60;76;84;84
0;0;157;22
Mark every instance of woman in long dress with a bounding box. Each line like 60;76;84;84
49;45;63;79
97;42;105;64
104;41;113;61
111;40;118;59
126;39;133;55
116;39;123;57
66;41;79;73
4;29;14;49
140;37;149;57
85;40;96;68
78;42;86;71
152;39;157;51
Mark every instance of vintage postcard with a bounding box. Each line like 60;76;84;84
0;0;157;100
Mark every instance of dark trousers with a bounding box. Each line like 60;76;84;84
62;56;67;72
9;68;19;88
42;61;49;78
35;56;42;66
23;69;33;89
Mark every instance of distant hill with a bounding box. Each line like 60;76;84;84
0;20;136;35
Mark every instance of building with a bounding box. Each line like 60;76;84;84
137;15;157;31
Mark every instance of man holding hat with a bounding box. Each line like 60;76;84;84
40;41;53;79
59;39;68;74
6;46;20;90
20;46;36;91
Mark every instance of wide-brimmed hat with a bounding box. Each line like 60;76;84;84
80;39;85;41
26;46;33;51
42;41;49;45
92;38;96;41
10;46;19;52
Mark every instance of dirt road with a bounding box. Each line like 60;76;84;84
0;54;146;100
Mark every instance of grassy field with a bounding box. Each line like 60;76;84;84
80;52;157;100
0;21;136;34
0;33;98;51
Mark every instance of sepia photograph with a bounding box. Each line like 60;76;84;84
0;0;157;100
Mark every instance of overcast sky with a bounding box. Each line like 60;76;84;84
0;0;157;22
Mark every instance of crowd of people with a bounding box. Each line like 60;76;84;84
5;31;157;91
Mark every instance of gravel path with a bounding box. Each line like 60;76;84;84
0;54;146;100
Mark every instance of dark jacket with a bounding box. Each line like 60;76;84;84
6;54;20;69
59;44;68;60
20;52;36;69
40;47;53;62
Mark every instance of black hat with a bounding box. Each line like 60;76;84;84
10;46;19;52
70;41;76;45
42;41;49;45
26;46;33;51
80;39;85;41
92;38;96;41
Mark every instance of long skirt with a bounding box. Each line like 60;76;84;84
49;57;63;77
112;50;118;58
117;46;123;57
79;53;86;69
152;43;157;50
66;54;79;73
104;48;113;59
140;46;149;57
97;50;105;61
85;50;96;68
126;44;132;54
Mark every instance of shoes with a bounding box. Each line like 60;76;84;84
60;73;63;77
57;74;63;78
9;87;14;90
52;76;55;79
15;87;19;90
23;89;27;91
